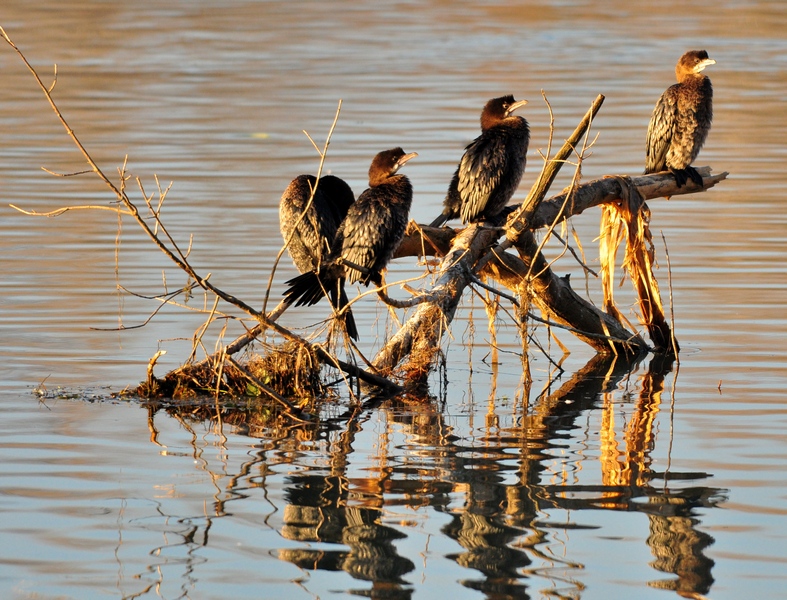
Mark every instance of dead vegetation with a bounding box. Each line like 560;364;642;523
3;28;728;417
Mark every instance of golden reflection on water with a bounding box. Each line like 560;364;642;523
599;366;665;491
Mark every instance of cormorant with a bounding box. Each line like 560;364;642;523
279;173;356;338
645;49;715;187
430;95;529;227
284;147;417;340
279;174;355;274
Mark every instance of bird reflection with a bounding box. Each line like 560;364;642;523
278;474;415;591
644;489;717;597
443;512;532;598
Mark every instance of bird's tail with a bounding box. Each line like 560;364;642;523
283;270;358;341
428;210;451;228
330;282;358;341
283;270;326;307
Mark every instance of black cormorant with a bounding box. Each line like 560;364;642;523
284;148;417;340
430;95;529;227
279;174;357;338
279;174;355;274
645;49;715;187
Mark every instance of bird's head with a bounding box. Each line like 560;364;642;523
368;147;418;186
481;95;528;130
677;49;716;77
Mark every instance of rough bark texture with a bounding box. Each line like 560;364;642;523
372;224;499;375
529;167;725;230
381;166;727;373
397;166;727;262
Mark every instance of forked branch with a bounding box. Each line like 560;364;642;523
2;27;399;395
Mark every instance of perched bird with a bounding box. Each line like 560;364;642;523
284;147;418;340
645;49;715;187
279;174;355;274
430;95;529;228
279;173;356;338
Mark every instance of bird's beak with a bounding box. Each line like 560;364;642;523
397;152;418;168
696;58;716;72
506;98;528;117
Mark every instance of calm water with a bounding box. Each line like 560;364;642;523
1;1;786;598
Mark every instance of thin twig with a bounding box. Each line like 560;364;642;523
660;231;680;361
40;167;92;177
262;100;343;315
2;29;397;391
551;230;598;276
188;295;222;364
470;276;520;306
9;203;133;217
91;281;213;331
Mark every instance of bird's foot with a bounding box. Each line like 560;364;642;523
669;167;689;188
669;166;704;188
685;165;704;187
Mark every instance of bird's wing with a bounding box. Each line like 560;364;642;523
280;178;327;269
308;193;341;258
457;132;508;223
646;85;679;173
338;197;393;285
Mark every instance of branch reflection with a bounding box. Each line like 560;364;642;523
140;352;725;598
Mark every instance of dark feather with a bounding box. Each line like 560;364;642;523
279;174;355;274
645;50;714;187
431;95;529;226
281;148;416;342
283;269;357;340
645;86;679;174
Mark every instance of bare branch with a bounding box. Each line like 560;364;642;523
262;100;343;315
41;167;91;177
9;203;133;217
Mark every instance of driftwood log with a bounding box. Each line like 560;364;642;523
380;166;726;375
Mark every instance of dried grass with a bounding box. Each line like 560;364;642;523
134;340;327;407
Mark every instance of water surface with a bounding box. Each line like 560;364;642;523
1;1;786;598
